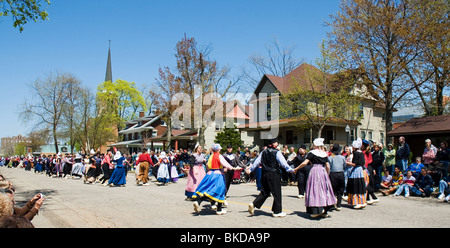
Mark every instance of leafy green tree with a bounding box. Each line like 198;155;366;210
279;42;361;139
1;0;50;32
214;125;243;153
97;79;147;130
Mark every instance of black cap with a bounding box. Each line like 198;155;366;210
226;144;233;149
269;138;278;144
299;144;306;150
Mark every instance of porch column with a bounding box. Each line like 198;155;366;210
175;140;178;151
151;141;154;151
163;141;166;151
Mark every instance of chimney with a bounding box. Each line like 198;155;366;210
139;111;145;118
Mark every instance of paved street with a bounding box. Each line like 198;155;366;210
1;166;450;228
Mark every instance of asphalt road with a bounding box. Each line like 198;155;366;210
1;166;450;228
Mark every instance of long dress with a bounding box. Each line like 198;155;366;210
185;153;206;198
108;157;127;186
157;157;171;184
194;152;233;204
346;151;368;206
304;150;337;215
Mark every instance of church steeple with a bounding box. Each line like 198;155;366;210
105;40;113;82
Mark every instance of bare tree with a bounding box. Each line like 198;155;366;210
242;39;304;89
20;72;73;153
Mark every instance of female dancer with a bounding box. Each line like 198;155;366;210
157;152;171;185
346;138;368;209
185;145;206;199
193;144;238;215
108;151;127;186
293;138;336;218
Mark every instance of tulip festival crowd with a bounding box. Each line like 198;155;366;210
1;135;450;227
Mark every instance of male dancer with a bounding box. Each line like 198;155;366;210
246;138;294;217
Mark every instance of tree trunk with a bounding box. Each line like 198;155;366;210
53;125;59;154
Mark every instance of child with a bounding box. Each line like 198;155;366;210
380;168;393;189
394;170;416;197
157;152;170;185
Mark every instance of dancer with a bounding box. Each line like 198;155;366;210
156;152;170;185
137;148;154;186
108;151;127;187
293;138;337;218
193;144;238;215
84;149;98;184
346;138;368;209
328;144;346;211
185;144;206;199
246;138;294;217
100;149;113;185
71;154;85;178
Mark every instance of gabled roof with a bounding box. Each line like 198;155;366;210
254;63;328;95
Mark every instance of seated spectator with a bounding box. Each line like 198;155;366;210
380;168;392;189
437;177;450;202
380;166;403;196
428;158;446;186
0;215;35;228
394;170;416;197
406;157;425;178
410;168;434;197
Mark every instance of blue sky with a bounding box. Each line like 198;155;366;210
0;0;340;139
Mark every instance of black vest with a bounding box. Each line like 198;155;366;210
261;147;280;173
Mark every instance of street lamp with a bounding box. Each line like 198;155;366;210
345;125;350;146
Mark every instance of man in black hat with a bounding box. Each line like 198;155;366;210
246;138;294;217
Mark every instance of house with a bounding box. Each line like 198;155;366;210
110;101;254;153
238;63;387;149
388;114;450;159
108;112;165;154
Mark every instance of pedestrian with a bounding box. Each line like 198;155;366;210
185;145;207;199
137;148;154;186
108;151;127;187
193;144;238;215
247;138;295;218
293;138;336;218
396;136;410;172
328;144;346;211
346;138;368;209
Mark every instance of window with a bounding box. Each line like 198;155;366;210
361;130;366;140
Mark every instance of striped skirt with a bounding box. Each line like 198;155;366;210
305;164;337;213
346;166;369;206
